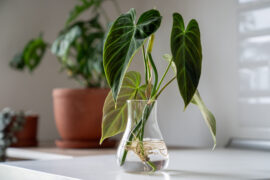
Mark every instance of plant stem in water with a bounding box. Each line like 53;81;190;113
120;102;157;171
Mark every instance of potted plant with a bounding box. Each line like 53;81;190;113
0;108;26;161
100;8;216;172
10;0;121;148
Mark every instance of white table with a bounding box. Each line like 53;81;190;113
0;148;270;180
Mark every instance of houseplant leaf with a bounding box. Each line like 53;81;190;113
171;13;202;108
51;26;82;58
103;8;162;102
100;71;146;143
192;91;216;149
66;0;100;26
10;36;47;72
23;36;47;71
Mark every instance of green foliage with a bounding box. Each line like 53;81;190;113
52;15;106;87
103;8;162;101
171;13;202;108
10;36;47;72
10;0;120;88
66;0;104;26
100;71;146;143
101;8;216;151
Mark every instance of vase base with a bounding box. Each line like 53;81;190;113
55;139;117;149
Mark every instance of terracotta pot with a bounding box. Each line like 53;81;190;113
12;115;38;147
53;88;115;148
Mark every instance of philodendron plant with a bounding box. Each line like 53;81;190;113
10;0;121;88
100;8;216;171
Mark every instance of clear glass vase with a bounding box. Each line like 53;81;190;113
117;100;169;172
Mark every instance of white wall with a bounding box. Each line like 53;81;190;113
129;0;239;147
0;0;239;147
0;0;79;141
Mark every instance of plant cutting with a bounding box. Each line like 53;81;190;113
100;8;216;172
10;0;121;148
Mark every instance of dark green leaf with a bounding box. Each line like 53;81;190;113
103;8;162;102
100;71;146;143
171;13;202;108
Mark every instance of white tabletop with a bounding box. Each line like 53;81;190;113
0;148;270;180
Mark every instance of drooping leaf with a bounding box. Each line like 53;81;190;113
100;71;146;144
164;54;216;148
103;8;162;102
192;91;216;149
162;54;176;74
171;13;202;108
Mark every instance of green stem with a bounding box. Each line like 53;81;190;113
120;120;142;166
155;76;176;99
142;46;148;84
146;161;157;172
156;58;172;93
147;53;158;97
139;104;153;141
120;103;157;172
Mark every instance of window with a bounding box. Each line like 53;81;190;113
237;0;270;137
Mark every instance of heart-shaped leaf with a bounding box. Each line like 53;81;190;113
171;13;202;108
192;91;216;149
100;71;146;143
103;8;162;102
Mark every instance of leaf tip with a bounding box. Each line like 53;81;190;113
211;140;216;151
99;138;104;145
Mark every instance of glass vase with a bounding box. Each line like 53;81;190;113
117;100;169;172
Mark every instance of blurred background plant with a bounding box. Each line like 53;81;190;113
9;0;121;88
0;108;25;161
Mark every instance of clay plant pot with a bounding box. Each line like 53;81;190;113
11;115;38;147
53;88;116;148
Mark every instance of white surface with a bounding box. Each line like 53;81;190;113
6;148;73;160
1;149;270;180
